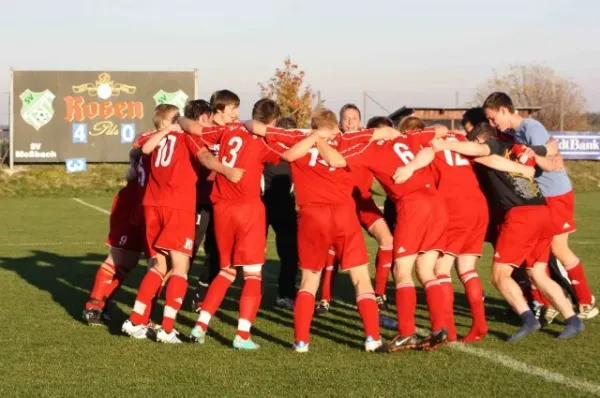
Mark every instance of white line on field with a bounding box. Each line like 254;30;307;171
72;198;110;215
332;298;600;396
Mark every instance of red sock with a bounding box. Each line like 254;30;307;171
321;250;337;302
294;290;315;344
104;264;135;303
566;261;593;305
195;270;235;330
356;292;380;340
162;273;188;333
86;262;116;309
459;271;487;334
375;246;393;296
395;282;416;336
423;279;447;333
237;275;262;340
130;268;164;325
436;274;456;341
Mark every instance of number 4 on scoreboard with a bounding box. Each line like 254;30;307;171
72;123;88;143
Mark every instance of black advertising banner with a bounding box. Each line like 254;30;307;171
11;70;196;163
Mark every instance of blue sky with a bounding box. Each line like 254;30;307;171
1;0;599;124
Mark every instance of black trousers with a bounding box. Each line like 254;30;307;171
383;197;396;231
191;204;220;286
263;194;299;299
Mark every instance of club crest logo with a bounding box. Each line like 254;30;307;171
153;90;189;113
20;89;56;130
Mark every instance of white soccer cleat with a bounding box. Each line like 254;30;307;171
121;319;149;339
156;328;183;344
364;336;383;352
293;341;309;353
578;296;599;320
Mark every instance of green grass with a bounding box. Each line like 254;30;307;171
0;195;599;397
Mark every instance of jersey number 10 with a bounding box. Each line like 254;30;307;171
155;135;177;167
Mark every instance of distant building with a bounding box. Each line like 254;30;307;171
388;106;541;130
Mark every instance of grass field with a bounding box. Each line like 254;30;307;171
0;194;599;397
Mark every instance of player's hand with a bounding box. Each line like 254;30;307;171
550;154;565;170
430;138;445;152
393;166;413;184
522;166;535;181
224;167;245;183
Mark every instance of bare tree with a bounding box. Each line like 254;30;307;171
474;65;589;131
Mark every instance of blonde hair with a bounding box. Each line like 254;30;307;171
398;116;425;132
153;104;179;129
311;108;338;130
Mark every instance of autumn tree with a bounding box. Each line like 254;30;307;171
258;57;321;128
474;65;589;131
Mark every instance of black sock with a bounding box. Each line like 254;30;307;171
519;310;537;326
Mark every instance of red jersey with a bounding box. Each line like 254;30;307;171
140;130;204;212
265;127;357;206
201;123;280;202
417;131;483;200
341;130;376;199
341;130;436;201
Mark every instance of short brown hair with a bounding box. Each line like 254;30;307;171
252;98;280;124
311;108;338;130
276;116;298;129
153;104;179;129
461;107;487;128
467;122;497;142
210;89;240;113
483;92;515;113
184;99;212;121
366;116;393;129
398;116;425;132
339;103;361;120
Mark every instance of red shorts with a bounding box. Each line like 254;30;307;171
393;189;448;259
144;205;195;258
444;197;488;257
545;190;577;235
106;194;145;253
298;203;368;273
494;205;553;268
213;199;266;268
354;196;384;231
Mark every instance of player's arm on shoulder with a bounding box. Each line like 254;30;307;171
431;138;492;157
178;117;205;136
545;136;559;155
393;147;435;183
141;124;180;155
243;120;267;137
474;155;535;180
196;147;244;183
371;127;401;141
316;138;347;168
281;131;320;162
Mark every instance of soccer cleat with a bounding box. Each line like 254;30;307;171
275;296;295;310
377;334;419;353
544;306;560;325
557;316;585;339
376;295;389;312
82;308;104;327
419;329;448;351
190;325;207;344
315;300;330;316
233;335;260;350
156;328;182;344
293;341;309;353
121;319;149;339
578;296;599;320
507;320;541;343
533;304;549;327
364;336;383;352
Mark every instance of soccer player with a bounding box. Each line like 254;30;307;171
122;103;242;343
316;123;451;352
82;105;175;326
317;107;395;314
432;123;584;342
482;92;597;320
181;92;281;350
245;109;385;353
262;114;300;310
411;115;535;342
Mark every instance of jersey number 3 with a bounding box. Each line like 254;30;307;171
222;136;243;167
